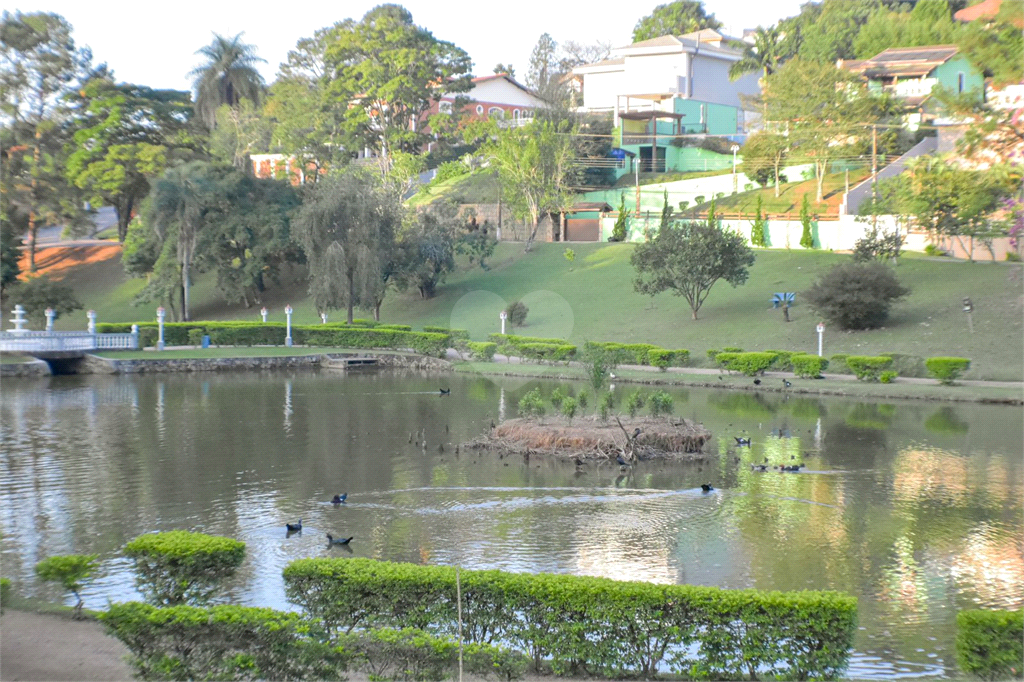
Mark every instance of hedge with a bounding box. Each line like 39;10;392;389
283;557;858;680
124;531;245;606
101;602;344;681
467;342;498;362
956;609;1023;681
583;342;661;365
715;352;779;377
488;333;570;348
517;343;577;363
791;354;829;379
764;350;796;371
829;354;851;374
926;357;971;385
845;356;894;382
424;326;470;342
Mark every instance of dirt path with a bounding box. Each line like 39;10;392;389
0;610;132;681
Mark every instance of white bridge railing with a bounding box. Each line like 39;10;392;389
0;331;138;353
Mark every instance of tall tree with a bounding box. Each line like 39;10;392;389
762;59;881;201
740;132;789;197
293;169;403;323
65;75;195;242
631;216;755;320
322;5;472;161
396;200;459;299
632;0;722;42
729;25;787;80
0;10;91;272
0;218;22;295
797;0;879;64
482;119;578;251
209;98;270;170
189;32;266;133
526;33;561;103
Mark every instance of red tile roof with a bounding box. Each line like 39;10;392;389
954;0;1003;22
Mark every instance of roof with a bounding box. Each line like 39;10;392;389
571;202;613;212
468;73;537;96
841;45;961;78
954;0;1003;22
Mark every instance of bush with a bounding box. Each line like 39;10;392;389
879;370;898;384
517;343;577;363
648;391;674;416
926;357;971;385
550;387;567;408
648;349;673;371
599;392;615;421
339;627;456;681
716;351;778;377
578;343;615;392
792;354;829;378
0;577;12;613
829;353;851;374
517;389;546;419
124;531;245;606
101;602;344;681
626;389;645;418
804;261;910;330
924;243;945;257
35;554;98;616
435;160;470;183
576;391;589;409
610;196;628;242
765;350;796;371
187;328;205;346
585;342;661;365
423;326;470;342
505;301;528;328
845;356;894;382
467;342;497;362
722;346;744;353
283;557;859;680
955;609;1023;681
465;642;531;682
880;352;928;378
561;396;579;424
852;227;903;263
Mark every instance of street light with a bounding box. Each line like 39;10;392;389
285;305;293;347
731;144;740;194
156;307;166;351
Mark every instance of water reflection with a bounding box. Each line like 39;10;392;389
0;372;1020;680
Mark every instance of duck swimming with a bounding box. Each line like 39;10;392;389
331;493;347;505
286;519;302;532
326;534;353;545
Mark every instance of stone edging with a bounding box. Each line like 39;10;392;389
0;360;52;377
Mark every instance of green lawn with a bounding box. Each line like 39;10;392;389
407;170;499;207
16;242;1024;381
711;171;870;217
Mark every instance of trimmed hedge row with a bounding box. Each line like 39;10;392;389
715;352;778;377
956;609;1023;681
518;343;577;363
791;354;829;378
467;342;498;361
424;326;470;342
283;557;858;680
845;356;894;382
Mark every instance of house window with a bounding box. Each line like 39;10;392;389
438;101;452;114
957;72;965;93
488;107;504;119
512;109;520;120
476;104;484;114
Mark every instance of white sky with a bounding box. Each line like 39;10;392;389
8;1;806;92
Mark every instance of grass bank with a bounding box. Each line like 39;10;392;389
19;242;1024;381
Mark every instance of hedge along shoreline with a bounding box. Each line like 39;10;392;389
955;609;1024;682
283;557;858;680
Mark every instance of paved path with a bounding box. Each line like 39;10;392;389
0;610;132;681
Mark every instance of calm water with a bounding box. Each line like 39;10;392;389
1;370;1021;679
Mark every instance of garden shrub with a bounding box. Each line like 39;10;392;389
517;343;577;363
669;349;690;366
722;346;744;353
550;387;567;408
845;356;894;382
124;531;245;606
648;349;673;371
648;391;674;416
955;609;1023;681
561;397;579;424
804;261;910;330
101;602;344;681
880;353;927;378
464;642;531;682
576;391;588;409
0;577;12;613
926;357;972;385
829;353;851;374
879;370;898;384
585;342;661;365
626;390;645;418
423;326;470;342
505;301;529;328
339;627;456;681
467;342;497;362
283;557;859;680
517;389;546;419
706;349;721;361
599;392;614;421
35;554;98;616
765;350;796;371
716;352;778;377
187;328;205;346
435;160;470;182
791;354;829;379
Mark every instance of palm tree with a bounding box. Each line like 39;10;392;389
189;33;266;132
729;26;785;81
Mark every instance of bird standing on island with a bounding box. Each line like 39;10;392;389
783;379;792;388
331;494;347;505
286;519;302;532
439;388;451;396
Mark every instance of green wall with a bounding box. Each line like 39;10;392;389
932;55;984;101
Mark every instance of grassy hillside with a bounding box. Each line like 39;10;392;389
407;170;499;207
16;242;1024;381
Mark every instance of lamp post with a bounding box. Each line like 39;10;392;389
731;144;740;195
260;307;268;323
963;297;974;334
156;307;166;350
499;310;507;335
44;308;55;332
87;310;97;334
320;312;328;324
285;305;293;347
816;322;825;357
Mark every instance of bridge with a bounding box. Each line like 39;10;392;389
1;321;139;373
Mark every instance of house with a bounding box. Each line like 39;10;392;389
430;73;547;126
838;46;985;128
572;30;760;177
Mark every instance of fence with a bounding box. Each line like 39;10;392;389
0;331;138;353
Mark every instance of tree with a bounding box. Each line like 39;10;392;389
797;0;878;64
35;555;98;618
322;5;472;161
65;76;195;242
762;59;880;201
483;118;578;251
493;63;515;78
526;33;560;101
610;195;628;241
10;274;83;327
800;194;815;249
740;132;789;197
145;161;219;320
1;11;92;272
293;169;403;323
397;200;459;299
0;218;22;294
189;32;265;133
208;98;270;170
633;1;722;42
729;25;786;80
750;195;767;247
631;217;755;320
804;261;910;330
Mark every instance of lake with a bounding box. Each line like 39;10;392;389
1;369;1021;679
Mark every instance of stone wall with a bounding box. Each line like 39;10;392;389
458;203;558;242
74;351;452;375
0;360;52;377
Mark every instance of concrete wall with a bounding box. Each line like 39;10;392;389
690;55;760;108
933;56;985;100
457;203;558;242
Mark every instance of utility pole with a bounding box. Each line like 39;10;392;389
635;157;640;217
871;124;878;229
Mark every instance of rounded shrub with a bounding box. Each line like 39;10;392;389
124;531;245;606
467;341;497;362
926;357;971;385
804;261;910;330
792;354;829;379
648;391;674;416
845;356;894;382
955;609;1023;682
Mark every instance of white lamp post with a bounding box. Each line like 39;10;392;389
260;307;268;323
816;322;825;357
156;307;166;350
320;312;328;324
285;305;293;347
499;310;507;335
44;308;55;332
87;310;97;334
731;144;740;194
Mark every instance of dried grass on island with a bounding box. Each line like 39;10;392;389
467;416;711;462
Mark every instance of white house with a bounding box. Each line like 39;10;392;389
571;29;761;133
432;73;547;124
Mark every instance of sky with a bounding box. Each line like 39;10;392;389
9;1;807;93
